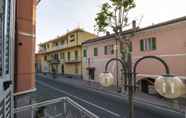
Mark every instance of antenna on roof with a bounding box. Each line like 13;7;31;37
137;15;144;28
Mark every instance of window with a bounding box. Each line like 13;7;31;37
47;44;49;48
83;49;87;57
68;52;71;61
61;40;64;45
53;42;58;47
94;48;98;56
75;50;78;60
54;53;59;60
44;55;47;61
129;42;132;52
104;45;114;55
140;37;156;51
70;34;75;42
104;46;108;55
60;52;65;59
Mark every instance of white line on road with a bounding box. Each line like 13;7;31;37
37;80;121;118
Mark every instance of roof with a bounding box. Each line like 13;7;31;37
83;16;186;45
39;28;96;45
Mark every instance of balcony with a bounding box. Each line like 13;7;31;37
64;58;81;64
14;97;99;118
47;58;60;64
38;47;47;53
39;45;65;53
49;45;65;52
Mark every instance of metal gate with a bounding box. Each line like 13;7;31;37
0;0;15;118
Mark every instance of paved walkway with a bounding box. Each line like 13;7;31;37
37;73;186;113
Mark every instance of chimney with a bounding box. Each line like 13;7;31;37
106;31;110;36
132;20;136;29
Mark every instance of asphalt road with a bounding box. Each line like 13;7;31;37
32;75;185;118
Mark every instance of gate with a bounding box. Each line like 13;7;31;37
0;0;15;118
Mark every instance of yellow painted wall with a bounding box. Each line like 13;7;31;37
78;31;96;45
63;47;82;75
37;29;96;76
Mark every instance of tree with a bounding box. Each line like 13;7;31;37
95;0;136;64
95;0;135;33
95;1;136;118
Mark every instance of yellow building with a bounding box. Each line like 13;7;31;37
36;28;96;77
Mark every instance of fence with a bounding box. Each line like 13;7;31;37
14;97;99;118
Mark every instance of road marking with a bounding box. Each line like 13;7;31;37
37;80;121;118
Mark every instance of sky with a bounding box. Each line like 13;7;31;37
36;0;186;51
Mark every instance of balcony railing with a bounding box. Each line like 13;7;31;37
39;45;65;53
64;58;81;64
14;97;99;118
47;58;60;64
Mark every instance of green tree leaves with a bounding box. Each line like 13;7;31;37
95;0;136;33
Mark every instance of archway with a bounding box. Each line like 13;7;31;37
139;78;155;94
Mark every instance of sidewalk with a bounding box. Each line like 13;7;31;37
37;73;185;113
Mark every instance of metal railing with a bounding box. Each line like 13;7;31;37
14;97;99;118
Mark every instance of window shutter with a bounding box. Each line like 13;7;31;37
140;40;144;51
83;49;87;57
94;48;98;56
129;42;132;52
152;37;156;50
111;45;114;54
104;46;107;55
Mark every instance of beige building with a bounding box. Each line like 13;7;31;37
36;28;96;77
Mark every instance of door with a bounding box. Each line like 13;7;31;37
0;0;15;118
88;68;95;80
61;64;64;74
141;80;149;94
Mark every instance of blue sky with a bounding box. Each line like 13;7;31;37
36;0;186;49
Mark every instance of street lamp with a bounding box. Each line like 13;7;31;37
99;55;184;118
155;76;185;99
98;72;114;87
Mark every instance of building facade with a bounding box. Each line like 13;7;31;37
82;16;186;94
14;0;36;112
82;35;122;82
36;28;96;77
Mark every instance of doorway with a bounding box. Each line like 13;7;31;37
141;78;155;94
88;68;95;80
61;64;64;74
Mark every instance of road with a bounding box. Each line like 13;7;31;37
31;75;185;118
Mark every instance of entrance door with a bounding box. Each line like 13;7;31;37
141;80;149;94
88;68;95;80
0;0;15;118
61;64;64;74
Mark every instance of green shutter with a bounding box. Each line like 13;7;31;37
83;49;87;57
75;50;78;59
129;42;132;52
104;46;107;55
152;37;156;50
140;40;144;51
94;48;98;56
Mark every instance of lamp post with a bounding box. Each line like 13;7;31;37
99;55;184;118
